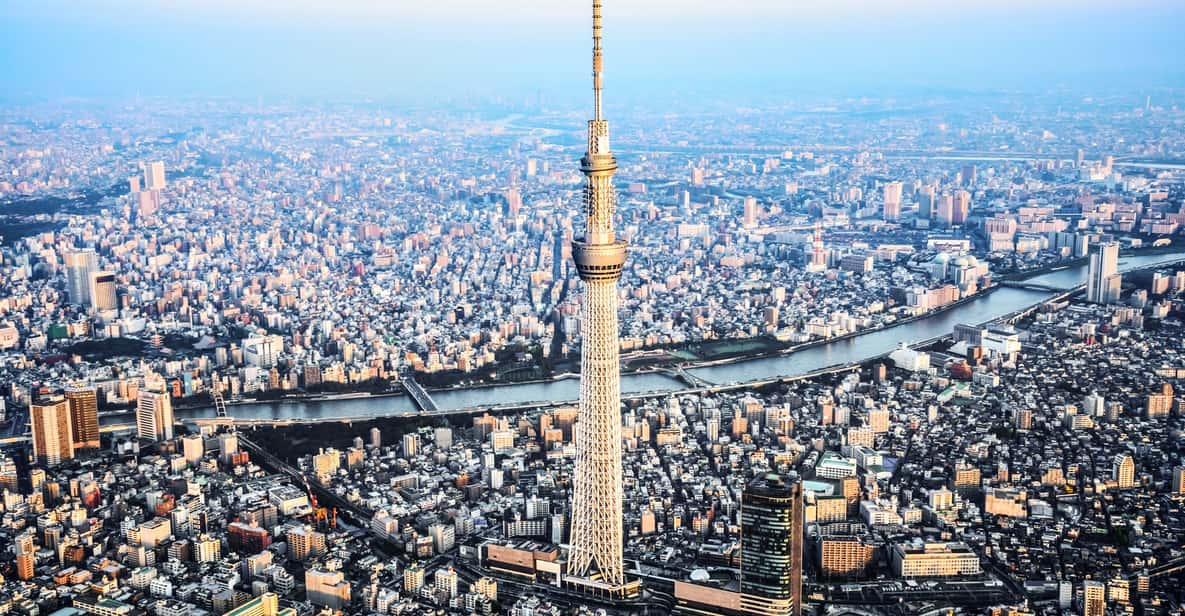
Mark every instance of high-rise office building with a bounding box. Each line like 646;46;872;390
182;434;204;464
32;397;75;466
567;0;630;593
1145;383;1174;418
882;181;903;221
917;186;936;220
936;194;955;226
305;569;350;609
1172;467;1185;495
740;473;804;616
959;164;977;186
218;432;240;464
15;533;36;580
1083;392;1106;417
742;195;759;228
287;525;326;560
137;386;175;442
65;387;100;450
89;271;118;311
137;187;159;217
505;186;522;216
807;221;827;271
143;161;166;191
64;249;99;306
952;190;970;225
1013;408;1033;431
1082;580;1105;616
1086;242;1121;304
1112;454;1135;489
402;433;419;458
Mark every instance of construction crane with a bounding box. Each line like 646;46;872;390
301;473;337;530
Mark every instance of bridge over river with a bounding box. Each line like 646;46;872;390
28;248;1175;435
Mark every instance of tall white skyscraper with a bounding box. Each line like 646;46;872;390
143;161;166;191
567;0;630;594
917;185;936;220
952;189;971;225
64;249;98;306
882;181;903;220
1086;242;1121;304
1112;454;1135;489
137;386;175;442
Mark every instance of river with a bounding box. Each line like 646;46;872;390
888;154;1185;171
99;251;1185;426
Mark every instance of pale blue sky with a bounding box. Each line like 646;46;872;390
2;0;1182;103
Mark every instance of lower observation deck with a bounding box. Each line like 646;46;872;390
572;238;627;281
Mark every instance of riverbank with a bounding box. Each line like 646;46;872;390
464;246;1183;380
104;387;413;416
159;284;1004;412
422;372;581;394
998;242;1178;281
682;287;1003;373
85;249;1185;423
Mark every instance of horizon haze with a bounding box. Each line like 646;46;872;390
2;0;1184;105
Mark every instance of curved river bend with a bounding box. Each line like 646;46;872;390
100;252;1185;426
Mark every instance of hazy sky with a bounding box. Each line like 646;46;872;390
2;0;1183;104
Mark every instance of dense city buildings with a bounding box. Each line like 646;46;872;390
3;277;1185;614
2;90;1184;409
2;3;1185;616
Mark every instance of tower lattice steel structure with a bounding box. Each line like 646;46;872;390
567;0;627;587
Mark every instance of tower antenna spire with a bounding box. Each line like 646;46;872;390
593;0;603;120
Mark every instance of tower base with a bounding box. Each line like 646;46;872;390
563;574;643;600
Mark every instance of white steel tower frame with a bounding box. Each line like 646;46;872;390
567;0;628;588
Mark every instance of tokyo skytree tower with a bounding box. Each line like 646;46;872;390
567;0;628;588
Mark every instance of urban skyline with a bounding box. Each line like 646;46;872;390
2;1;1185;616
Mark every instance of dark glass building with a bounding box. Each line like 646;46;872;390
740;473;803;616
